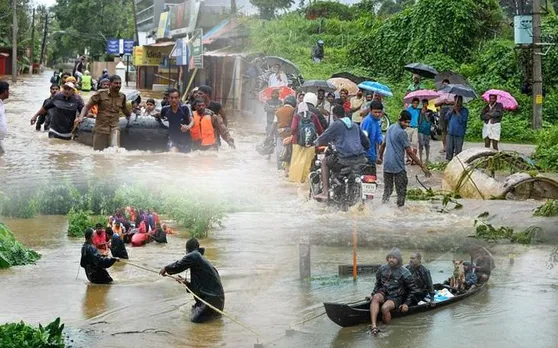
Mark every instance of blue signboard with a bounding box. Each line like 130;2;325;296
106;39;119;55
123;39;135;55
106;39;134;55
175;39;190;66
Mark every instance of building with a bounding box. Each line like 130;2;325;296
135;0;185;40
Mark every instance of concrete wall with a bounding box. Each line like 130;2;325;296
90;62;118;80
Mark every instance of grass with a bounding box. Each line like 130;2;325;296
533;200;558;217
473;212;539;245
0;222;41;268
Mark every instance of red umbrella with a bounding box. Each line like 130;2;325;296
258;86;296;103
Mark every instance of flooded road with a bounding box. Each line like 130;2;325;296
1;73;558;347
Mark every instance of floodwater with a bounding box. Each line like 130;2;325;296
1;73;558;348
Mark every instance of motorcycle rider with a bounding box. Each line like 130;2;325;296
314;105;370;201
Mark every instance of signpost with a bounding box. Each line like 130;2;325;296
106;39;135;55
190;29;203;70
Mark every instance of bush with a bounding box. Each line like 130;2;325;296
67;208;105;237
0;317;64;348
37;183;84;215
533;125;558;171
0;223;41;268
1;189;38;219
162;194;225;239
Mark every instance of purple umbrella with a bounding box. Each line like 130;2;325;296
403;89;439;103
482;89;518;111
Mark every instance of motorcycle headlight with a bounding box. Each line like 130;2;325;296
315;160;321;167
355;177;362;183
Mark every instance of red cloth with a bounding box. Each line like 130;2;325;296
138;221;147;234
92;230;108;253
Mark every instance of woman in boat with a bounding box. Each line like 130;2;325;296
80;228;119;284
369;248;419;335
160;238;225;323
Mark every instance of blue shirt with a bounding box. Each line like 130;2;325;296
445;107;469;137
384;123;409;174
360;114;383;162
406;106;420;128
316;118;369;158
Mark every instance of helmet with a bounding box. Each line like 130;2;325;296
284;95;297;107
303;92;318;107
317;40;324;45
103;68;108;73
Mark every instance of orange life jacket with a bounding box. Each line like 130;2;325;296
191;111;216;146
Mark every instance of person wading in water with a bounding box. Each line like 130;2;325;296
160;238;225;323
80;228;119;284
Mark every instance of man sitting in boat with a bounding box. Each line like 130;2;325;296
159;238;225;323
473;253;493;283
463;262;478;289
405;252;435;305
369;248;419;335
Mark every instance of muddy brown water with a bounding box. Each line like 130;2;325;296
1;73;557;348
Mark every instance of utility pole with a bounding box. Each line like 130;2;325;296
40;10;49;65
29;7;35;75
12;0;18;83
532;0;543;129
231;0;237;15
131;0;139;45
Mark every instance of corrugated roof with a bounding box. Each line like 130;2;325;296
202;19;242;45
203;47;247;58
144;41;176;47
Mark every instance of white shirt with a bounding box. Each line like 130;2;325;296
0;99;7;140
268;72;288;88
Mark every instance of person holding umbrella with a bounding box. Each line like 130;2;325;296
435;79;454;153
445;95;469;161
406;74;425;94
481;93;504;151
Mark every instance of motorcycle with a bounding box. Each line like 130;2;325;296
430;112;442;140
308;146;378;211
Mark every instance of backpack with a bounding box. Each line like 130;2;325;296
297;111;317;147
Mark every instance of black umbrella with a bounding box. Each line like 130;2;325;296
404;63;438;79
438;84;478;99
330;72;374;85
263;56;300;75
435;71;470;89
301;80;337;93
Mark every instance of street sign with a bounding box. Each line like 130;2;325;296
106;39;135;55
190;29;203;70
174;39;190;66
106;39;119;55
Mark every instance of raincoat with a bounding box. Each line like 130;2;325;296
110;234;129;259
80;243;117;284
164;250;224;323
405;264;435;300
373;248;420;306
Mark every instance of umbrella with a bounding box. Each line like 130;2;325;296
327;77;359;95
435;71;470;89
482;89;519;111
438;84;478;99
403;89;439;103
357;81;393;97
404;63;438;79
331;72;374;85
263;56;300;75
300;80;337;94
258;86;296;103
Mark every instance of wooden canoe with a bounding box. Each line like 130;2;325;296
323;282;486;327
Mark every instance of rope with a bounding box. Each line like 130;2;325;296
120;259;262;340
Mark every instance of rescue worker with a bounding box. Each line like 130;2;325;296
406;252;435;305
30;82;84;140
80;228;119;284
369;248;420;336
160;238;225;323
106;227;129;259
190;98;235;151
81;70;93;92
76;75;131;151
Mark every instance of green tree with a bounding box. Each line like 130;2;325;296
51;0;134;59
250;0;295;19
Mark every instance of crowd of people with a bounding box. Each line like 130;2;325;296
368;248;491;335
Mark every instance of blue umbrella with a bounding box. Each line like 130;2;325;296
357;81;393;97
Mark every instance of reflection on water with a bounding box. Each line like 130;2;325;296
1;73;558;347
